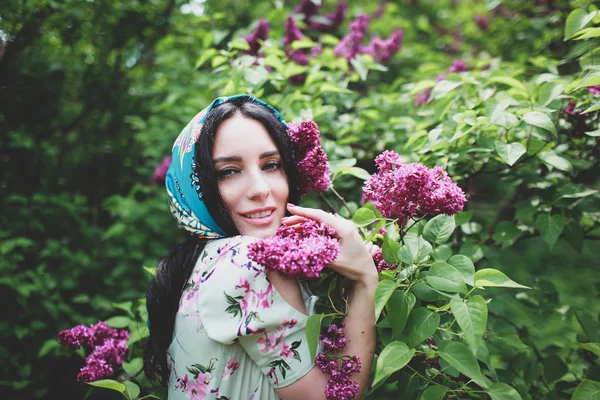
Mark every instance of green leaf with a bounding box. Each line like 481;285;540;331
488;76;528;94
230;37;251;51
535;213;566;250
537;82;564;106
123;381;140;400
426;262;468;293
439;342;491;389
404;308;441;348
492;221;521;243
454;211;473;226
387;291;416;338
582;104;600;114
486;383;523;400
585;129;600;137
87;379;126;393
543;354;568;383
558;184;598;199
194;49;218;69
523;112;556;136
474;269;530;289
372;341;415;389
572;379;600;400
450;296;488;350
305;313;325;362
105;316;131;329
290;36;317;50
398;237;433;265
431;80;463;100
495;141;526;166
576;312;600;342
448;255;475;286
319;82;353;94
419;385;448;400
580;343;600;357
122;357;143;377
374;280;398;321
352;207;377;226
538;150;573;172
572;27;600;40
565;10;598;40
382;234;401;264
423;215;456;244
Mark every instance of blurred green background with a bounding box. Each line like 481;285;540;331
1;0;599;398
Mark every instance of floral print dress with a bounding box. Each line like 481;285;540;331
167;236;319;400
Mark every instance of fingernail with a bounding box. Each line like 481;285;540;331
287;203;296;208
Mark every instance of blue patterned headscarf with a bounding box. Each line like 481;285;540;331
165;94;288;239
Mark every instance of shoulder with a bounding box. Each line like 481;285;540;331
196;235;265;283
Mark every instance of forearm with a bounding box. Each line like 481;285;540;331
340;279;377;398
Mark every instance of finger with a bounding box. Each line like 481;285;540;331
286;203;339;226
370;244;380;257
281;215;306;225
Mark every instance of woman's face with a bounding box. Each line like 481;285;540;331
213;114;289;238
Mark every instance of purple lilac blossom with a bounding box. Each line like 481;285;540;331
295;0;321;22
153;156;171;183
320;324;348;353
587;85;600;95
311;44;324;57
242;18;270;56
564;101;588;117
325;377;360;400
287;121;332;194
448;59;468;73
363;150;467;219
247;220;339;279
311;1;348;33
284;16;304;46
362;29;404;63
58;321;130;383
372;248;397;273
473;14;490;30
334;15;370;60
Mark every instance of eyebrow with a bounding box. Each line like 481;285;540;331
213;150;280;164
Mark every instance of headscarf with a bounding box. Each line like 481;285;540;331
165;94;288;239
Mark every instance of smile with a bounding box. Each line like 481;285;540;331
244;210;273;219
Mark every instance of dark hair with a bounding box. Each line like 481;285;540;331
143;98;299;385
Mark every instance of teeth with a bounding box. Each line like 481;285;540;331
245;210;273;219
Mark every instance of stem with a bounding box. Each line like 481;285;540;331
329;186;353;216
318;192;338;213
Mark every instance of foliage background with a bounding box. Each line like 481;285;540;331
1;0;599;399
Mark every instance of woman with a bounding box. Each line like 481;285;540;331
144;95;378;399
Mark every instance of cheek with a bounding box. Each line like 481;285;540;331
217;180;240;210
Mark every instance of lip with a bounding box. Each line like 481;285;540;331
240;207;276;226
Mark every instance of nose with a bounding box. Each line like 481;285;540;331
246;171;271;200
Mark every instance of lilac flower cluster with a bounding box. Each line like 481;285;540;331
363;150;467;219
243;18;270;56
587;85;600;95
283;17;311;84
247;219;339;279
152;156;171;183
294;0;348;33
361;29;404;63
58;321;130;383
372;248;397;273
564;101;588;117
314;324;361;400
287;121;332;194
414;59;469;106
473;14;490;31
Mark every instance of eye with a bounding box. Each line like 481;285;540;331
263;160;281;171
217;168;238;179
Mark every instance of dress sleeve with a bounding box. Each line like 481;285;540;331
196;236;316;388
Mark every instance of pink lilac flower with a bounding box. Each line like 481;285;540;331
564;101;588;117
587;85;600;95
363;151;467;219
320;324;348;353
448;59;468;73
287;121;332;194
372;248;397;273
153;156;171;183
414;88;432;107
473;14;490;30
311;44;323;57
362;29;404;63
311;1;348;33
325;377;360;400
248;220;339;279
295;0;321;22
334;15;370;60
58;321;130;383
243;18;270;56
284;16;304;46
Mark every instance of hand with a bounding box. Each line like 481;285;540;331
283;204;378;287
